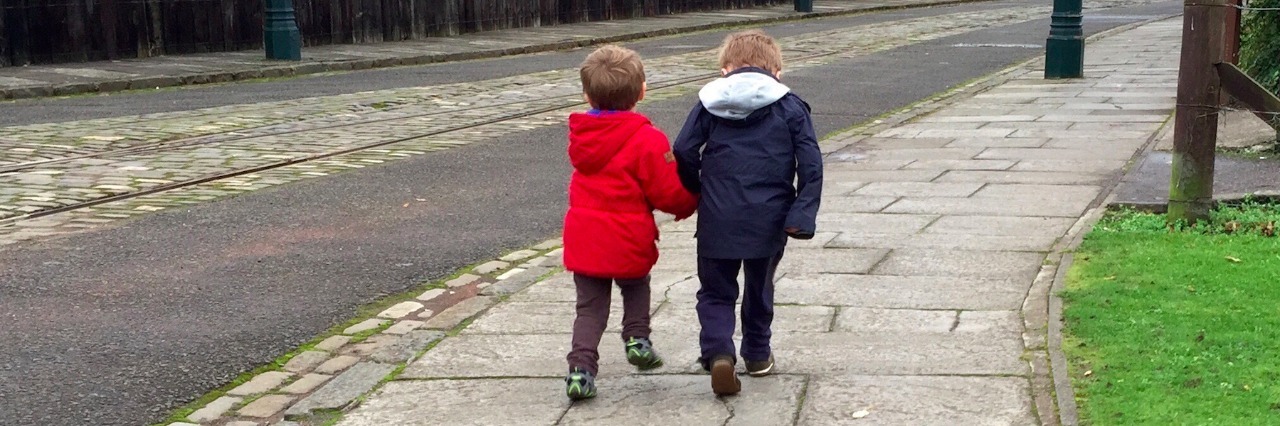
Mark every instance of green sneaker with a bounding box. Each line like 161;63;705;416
566;368;597;400
625;337;664;371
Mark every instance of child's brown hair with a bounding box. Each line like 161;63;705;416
579;45;646;111
717;30;783;74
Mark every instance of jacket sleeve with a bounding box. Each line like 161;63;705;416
637;130;699;221
673;103;711;194
784;96;823;239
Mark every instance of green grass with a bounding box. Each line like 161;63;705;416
1062;202;1280;425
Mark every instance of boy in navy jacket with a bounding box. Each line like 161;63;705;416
673;30;823;396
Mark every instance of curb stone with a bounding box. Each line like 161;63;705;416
285;362;398;419
0;0;999;101
1049;254;1081;426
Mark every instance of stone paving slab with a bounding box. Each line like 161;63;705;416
400;333;702;378
338;378;570;425
0;0;978;100
852;181;984;197
776;248;890;275
771;331;1028;375
871;249;1046;281
832;308;1023;335
923;215;1078;237
797;375;1036;425
774;273;1031;310
935;170;1112;185
883;196;1091;217
827;232;1060;252
561;375;807;426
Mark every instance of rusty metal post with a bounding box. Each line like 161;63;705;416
1169;0;1227;225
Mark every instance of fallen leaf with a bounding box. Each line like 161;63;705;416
1084;370;1093;377
1224;221;1241;234
1226;256;1242;263
851;410;871;419
402;203;411;208
1264;222;1276;237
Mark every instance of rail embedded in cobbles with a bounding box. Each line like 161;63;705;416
0;0;1165;247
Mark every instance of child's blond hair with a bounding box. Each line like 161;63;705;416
717;30;783;74
579;45;646;111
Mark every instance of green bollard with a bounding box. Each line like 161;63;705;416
1045;0;1084;79
264;0;302;61
795;0;813;13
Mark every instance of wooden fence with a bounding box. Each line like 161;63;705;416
0;0;780;66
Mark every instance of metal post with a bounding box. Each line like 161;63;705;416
795;0;813;13
1168;0;1227;225
1045;0;1084;79
264;0;301;61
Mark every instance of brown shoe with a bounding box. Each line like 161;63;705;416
710;356;741;396
746;355;775;377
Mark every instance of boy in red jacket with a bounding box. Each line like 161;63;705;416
562;45;699;400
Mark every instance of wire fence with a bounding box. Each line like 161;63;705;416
1;0;781;66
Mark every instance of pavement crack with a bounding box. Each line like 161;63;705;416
791;374;813;426
555;399;574;425
719;396;737;426
828;306;841;332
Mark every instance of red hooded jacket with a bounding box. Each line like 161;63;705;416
563;111;698;279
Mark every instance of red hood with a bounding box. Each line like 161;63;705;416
568;111;650;174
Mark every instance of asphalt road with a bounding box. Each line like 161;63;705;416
0;2;1181;424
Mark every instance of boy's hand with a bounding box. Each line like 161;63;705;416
785;227;814;240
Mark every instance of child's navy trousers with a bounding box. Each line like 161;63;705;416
695;251;784;366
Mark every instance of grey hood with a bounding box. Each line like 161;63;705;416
698;71;790;120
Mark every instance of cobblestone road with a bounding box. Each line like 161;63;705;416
0;0;1165;248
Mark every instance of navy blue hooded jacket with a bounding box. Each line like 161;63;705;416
673;67;823;260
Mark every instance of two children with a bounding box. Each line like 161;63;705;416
561;30;822;400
